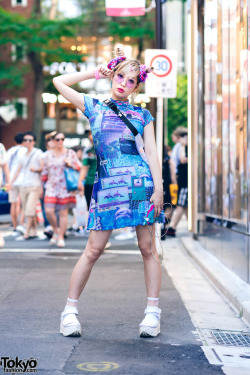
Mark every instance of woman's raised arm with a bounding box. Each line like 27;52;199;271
53;71;96;112
53;68;111;113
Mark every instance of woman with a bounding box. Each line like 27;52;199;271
53;47;164;338
42;131;57;238
0;143;10;247
41;132;81;247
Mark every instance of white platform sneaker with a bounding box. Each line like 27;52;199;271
60;306;81;337
139;306;161;337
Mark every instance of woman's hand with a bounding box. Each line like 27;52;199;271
150;189;163;218
64;158;72;168
97;67;112;79
4;183;11;192
78;181;85;196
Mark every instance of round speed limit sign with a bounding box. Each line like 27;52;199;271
150;55;172;78
145;49;177;98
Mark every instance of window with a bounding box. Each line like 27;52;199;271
11;44;27;63
11;0;28;7
15;98;28;119
203;0;248;226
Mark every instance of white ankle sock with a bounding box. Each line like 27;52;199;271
66;297;78;308
147;297;159;306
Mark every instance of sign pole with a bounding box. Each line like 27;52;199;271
156;97;163;169
155;0;163;254
145;48;177;256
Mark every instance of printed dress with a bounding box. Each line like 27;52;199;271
83;96;164;231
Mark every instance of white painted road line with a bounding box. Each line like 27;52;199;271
0;248;141;255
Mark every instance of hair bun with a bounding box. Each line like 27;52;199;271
114;46;125;57
147;67;154;73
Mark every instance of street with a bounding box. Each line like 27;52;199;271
0;220;224;375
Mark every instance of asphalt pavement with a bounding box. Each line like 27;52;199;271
0;218;225;375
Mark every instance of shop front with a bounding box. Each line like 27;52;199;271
189;0;250;283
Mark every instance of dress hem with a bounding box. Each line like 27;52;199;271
87;221;158;231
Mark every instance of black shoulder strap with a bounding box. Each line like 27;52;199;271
103;99;138;137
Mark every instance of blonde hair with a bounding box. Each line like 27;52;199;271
111;47;142;93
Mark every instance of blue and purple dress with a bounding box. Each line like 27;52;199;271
83;96;164;231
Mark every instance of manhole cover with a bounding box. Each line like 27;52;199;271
211;331;250;347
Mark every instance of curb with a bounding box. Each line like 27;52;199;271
180;235;250;326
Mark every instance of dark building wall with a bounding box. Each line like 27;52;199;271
0;0;35;149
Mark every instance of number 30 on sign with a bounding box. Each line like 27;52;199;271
151;55;172;78
145;49;177;98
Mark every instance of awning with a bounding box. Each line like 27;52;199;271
0;104;17;123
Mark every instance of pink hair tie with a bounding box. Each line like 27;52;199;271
139;65;149;83
107;56;126;70
94;68;100;80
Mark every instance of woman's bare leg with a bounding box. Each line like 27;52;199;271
58;209;68;240
67;229;112;306
45;208;59;234
136;225;161;306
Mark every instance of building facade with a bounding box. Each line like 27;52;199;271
189;0;250;283
0;0;35;149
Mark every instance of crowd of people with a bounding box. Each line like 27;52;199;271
0;130;95;248
0;124;188;248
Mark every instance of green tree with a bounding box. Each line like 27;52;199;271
0;2;85;144
167;74;187;148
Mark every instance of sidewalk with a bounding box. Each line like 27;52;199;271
161;221;250;374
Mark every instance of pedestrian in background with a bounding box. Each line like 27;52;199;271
53;46;164;338
166;131;188;237
10;131;43;239
70;145;88;234
78;130;97;210
162;145;177;238
0;143;10;247
41;132;81;248
6;133;26;236
41;131;57;239
171;126;188;176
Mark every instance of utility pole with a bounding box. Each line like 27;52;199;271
155;0;164;253
155;0;164;168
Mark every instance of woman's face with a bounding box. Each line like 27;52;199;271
111;71;138;100
54;133;65;149
180;134;188;146
46;138;55;150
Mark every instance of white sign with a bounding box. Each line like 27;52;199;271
145;49;177;98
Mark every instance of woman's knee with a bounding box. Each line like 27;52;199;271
84;244;104;263
138;240;152;258
45;208;54;216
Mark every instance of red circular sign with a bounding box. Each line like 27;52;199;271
150;54;172;78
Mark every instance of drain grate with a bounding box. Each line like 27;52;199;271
211;331;250;347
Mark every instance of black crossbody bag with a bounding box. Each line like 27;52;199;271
103;99;149;165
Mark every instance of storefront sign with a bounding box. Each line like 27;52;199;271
105;0;145;16
145;49;177;98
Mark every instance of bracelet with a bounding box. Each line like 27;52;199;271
94;68;100;80
82;179;85;186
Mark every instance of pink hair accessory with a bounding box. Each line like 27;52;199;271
94;68;100;80
139;65;149;83
107;56;126;70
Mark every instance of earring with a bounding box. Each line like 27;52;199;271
111;81;113;88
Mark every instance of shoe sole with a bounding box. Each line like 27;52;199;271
60;323;81;337
139;324;160;338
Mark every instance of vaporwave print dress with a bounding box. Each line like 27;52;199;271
83;96;164;231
